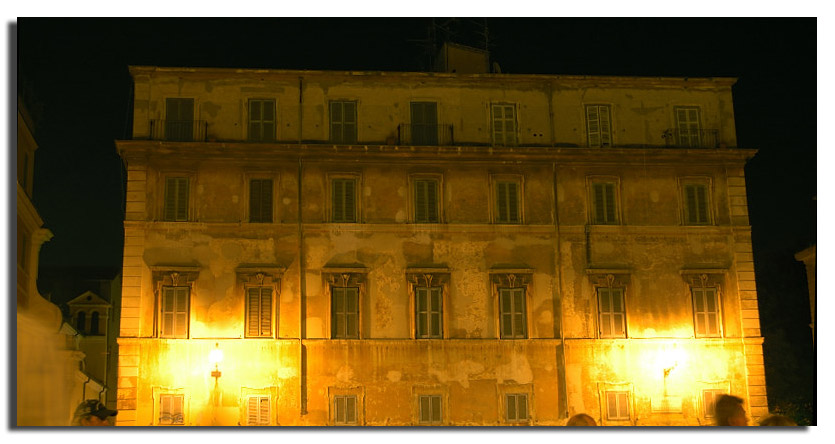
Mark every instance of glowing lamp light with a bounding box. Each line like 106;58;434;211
209;343;223;380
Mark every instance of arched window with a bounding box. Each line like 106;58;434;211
76;311;86;333
90;311;100;335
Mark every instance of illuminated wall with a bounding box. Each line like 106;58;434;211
116;67;764;426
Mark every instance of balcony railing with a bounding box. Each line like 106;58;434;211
663;128;720;149
149;120;208;142
397;124;454;146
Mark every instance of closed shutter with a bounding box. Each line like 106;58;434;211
416;287;428;337
693;287;720;337
492;104;517;146
496;181;519;223
249;179;273;223
606;391;629;420
411;102;438;145
160;394;184;425
331;101;358;144
248;99;275;142
684;184;709;224
500;288;526;339
164;177;189;221
247;287;272;337
161;287;189;338
419;395;442;424
586;105;612;147
247;396;270;425
676;107;701;147
335;396;357;424
593;182;616;224
415;179;439;223
332;287;359;338
506;394;527;422
332;179;356;222
165;98;194;142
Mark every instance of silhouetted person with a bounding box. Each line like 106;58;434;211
759;414;797;426
72;399;117;426
714;394;747;426
566;413;597;426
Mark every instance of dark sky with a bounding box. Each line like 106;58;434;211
16;16;816;417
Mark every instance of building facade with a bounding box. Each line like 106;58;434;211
115;66;765;426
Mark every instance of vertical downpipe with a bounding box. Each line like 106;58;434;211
554;162;569;420
297;77;307;416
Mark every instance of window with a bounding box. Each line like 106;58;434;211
692;287;721;337
333;395;358;425
591;181;617;224
249;179;273;223
163;176;189;222
702;389;725;419
418;395;442;425
330;101;357;144
331;178;357;223
246;287;273;338
246;395;271;426
410;102;438;145
415;286;443;338
248;99;275;142
165;98;194;142
159;394;185;425
76;311;86;333
499;288;527;339
605;391;630;421
495;180;521;224
586;105;612;147
90;311;100;335
492;104;517;146
414;178;440;223
332;287;359;339
505;393;529;422
160;286;189;338
683;183;710;224
675;106;701;147
598;287;626;338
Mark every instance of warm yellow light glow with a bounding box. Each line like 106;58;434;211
657;342;687;377
208;343;224;365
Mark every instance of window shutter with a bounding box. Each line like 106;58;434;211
431;395;441;423
248;397;258;425
506;394;517;421
249;100;261;141
604;183;616;223
260;288;272;336
332;179;344;222
344;179;356;222
335;396;345;423
696;185;708;223
346;287;358;338
416;287;427;337
587;105;600;147
415;180;427;222
247;288;260;337
517;394;528;420
174;287;188;337
497;182;508;222
427;180;438;222
507;182;519;222
346;396;357;424
500;289;512;338
513;288;526;337
262;101;275;142
164;177;176;221
593;183;605;223
344;101;357;143
419;396;430;423
162;288;174;336
330;102;343;142
430;287;442;337
599;106;612;146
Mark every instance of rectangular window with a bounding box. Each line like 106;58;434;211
159;394;185;425
246;287;273;338
165;98;194;142
598;287;626;338
495;181;520;224
591;181;617;224
332;287;359;339
410;102;438;145
163;176;189;222
414;179;440;223
249;179;273;223
419;394;442;424
334;395;358;425
499;288;526;339
675;106;701;147
246;395;271;426
331;178;357;223
505;393;529;422
248;99;276;142
492;104;517;146
586;105;612;147
693;287;721;337
702;389;725;419
160;286;189;338
415;286;443;338
683;183;710;224
330;101;358;144
606;391;630;421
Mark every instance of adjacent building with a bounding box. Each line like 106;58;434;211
115;64;765;426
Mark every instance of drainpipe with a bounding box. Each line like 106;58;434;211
298;156;307;416
553;161;569;419
298;77;303;144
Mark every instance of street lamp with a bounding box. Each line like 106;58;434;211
209;342;223;382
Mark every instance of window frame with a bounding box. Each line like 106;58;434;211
498;383;533;425
153;388;188;426
407;270;450;339
490;271;532;339
240;386;279;426
679;177;713;225
246;175;276;224
330;100;358;144
247;98;276;142
417;394;443;425
586;176;621;225
152;267;199;339
597;286;627;339
329;386;364;426
674;106;702;147
159;285;190;339
410;174;443;224
491;174;524;224
491;103;518;147
328;173;361;223
409;101;439;146
237;267;284;339
691;285;722;338
245;285;275;338
585;104;613;148
164;97;196;142
605;391;631;422
324;269;367;340
162;175;191;222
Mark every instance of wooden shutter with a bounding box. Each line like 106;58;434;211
606;391;629;420
506;394;517;421
335;396;357;424
332;287;359;338
247;396;270;425
685;184;709;224
164;177;189;221
249;179;273;223
492;104;516;146
496;181;519;223
332;179;356;222
500;289;512;338
694;287;720;337
161;287;188;338
430;287;442;338
411;102;438;145
415;179;439;223
416;287;428;338
676;107;701;147
165;98;194;141
160;394;183;425
343;101;357;143
500;288;526;338
586;105;612;147
593;182;616;224
247;287;272;337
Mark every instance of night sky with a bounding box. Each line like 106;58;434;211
16;17;817;421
